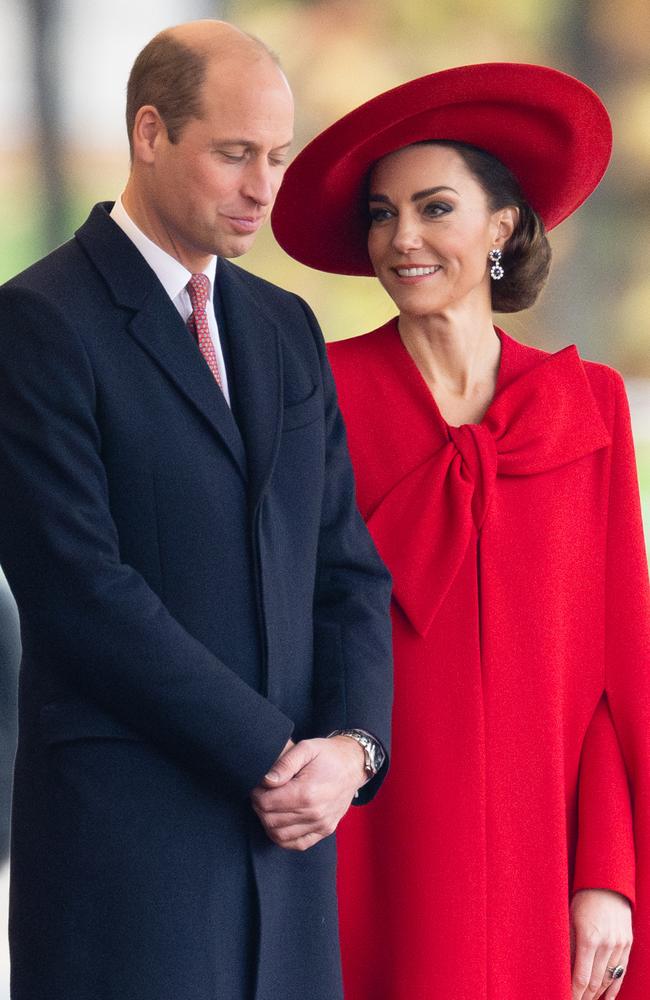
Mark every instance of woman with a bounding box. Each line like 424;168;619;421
271;64;649;999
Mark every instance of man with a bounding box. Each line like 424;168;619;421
0;571;19;864
0;21;392;1000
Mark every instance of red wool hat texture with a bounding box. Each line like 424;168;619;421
271;62;612;276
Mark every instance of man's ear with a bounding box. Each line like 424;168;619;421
131;105;167;165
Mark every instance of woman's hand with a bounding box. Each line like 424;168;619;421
570;889;632;999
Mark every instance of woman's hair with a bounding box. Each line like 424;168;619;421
416;140;552;312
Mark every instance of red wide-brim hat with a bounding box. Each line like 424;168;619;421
272;62;612;275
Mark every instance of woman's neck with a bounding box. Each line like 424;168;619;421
397;303;501;425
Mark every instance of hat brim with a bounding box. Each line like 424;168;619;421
272;63;612;276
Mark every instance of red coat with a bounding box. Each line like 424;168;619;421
328;319;649;1000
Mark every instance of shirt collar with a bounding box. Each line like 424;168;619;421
110;196;217;302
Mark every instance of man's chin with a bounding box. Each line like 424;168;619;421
215;234;257;259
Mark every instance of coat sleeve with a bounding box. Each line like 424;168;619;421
0;285;295;798
573;694;636;905
582;370;649;985
297;299;394;803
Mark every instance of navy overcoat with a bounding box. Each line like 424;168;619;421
0;204;393;1000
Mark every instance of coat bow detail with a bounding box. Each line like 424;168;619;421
366;346;611;637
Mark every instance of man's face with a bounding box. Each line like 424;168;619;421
146;55;294;265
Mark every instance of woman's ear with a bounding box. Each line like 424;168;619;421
493;205;519;249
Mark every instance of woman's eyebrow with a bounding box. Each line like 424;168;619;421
368;186;459;202
411;186;459;200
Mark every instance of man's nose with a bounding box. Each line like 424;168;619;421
242;159;274;207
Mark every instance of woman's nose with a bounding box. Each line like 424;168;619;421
391;216;424;253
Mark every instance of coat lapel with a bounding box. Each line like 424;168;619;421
75;204;247;480
217;259;283;508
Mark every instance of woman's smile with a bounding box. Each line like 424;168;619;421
393;264;442;281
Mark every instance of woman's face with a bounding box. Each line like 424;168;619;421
367;144;514;317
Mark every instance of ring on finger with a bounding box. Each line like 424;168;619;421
607;965;625;980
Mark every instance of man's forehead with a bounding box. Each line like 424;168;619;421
203;45;285;84
199;60;293;129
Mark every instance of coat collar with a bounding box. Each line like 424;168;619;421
75;204;253;480
340;319;612;637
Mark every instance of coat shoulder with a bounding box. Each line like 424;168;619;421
2;238;92;306
220;260;310;322
581;357;625;396
499;328;624;432
581;358;626;431
0;235;113;356
0;243;93;361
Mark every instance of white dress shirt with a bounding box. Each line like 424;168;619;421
110;197;231;406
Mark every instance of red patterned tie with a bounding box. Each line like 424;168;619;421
186;273;223;389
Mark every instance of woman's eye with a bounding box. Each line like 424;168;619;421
424;201;452;217
369;206;393;223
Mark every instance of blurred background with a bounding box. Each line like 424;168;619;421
0;0;648;993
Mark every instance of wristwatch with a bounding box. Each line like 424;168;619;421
329;729;385;778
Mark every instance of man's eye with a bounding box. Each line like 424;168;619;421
219;151;245;162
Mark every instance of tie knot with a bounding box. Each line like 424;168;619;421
186;273;210;313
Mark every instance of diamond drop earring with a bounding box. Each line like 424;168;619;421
488;248;504;280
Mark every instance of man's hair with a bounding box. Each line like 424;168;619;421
126;34;206;159
125;29;280;159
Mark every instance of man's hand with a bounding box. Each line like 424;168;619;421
251;735;366;851
570;889;632;999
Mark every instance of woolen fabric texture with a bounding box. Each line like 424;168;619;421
271;62;612;275
329;320;649;1000
0;582;19;862
0;203;394;1000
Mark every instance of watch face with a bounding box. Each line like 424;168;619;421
335;730;384;774
359;735;382;775
371;742;385;773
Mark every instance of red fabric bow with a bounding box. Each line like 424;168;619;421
366;346;611;637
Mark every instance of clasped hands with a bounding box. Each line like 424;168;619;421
251;736;367;852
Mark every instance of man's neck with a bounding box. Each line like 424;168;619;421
121;182;212;273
